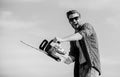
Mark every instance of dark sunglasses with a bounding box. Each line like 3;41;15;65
69;17;79;21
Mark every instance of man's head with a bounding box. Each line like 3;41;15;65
66;10;81;30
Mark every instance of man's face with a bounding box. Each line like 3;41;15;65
68;13;80;29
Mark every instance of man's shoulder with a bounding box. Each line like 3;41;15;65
82;23;93;29
81;22;96;36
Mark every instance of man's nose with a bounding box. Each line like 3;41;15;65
73;19;77;22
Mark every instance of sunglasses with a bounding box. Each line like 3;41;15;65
69;17;79;21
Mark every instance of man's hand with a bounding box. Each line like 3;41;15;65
53;37;64;43
63;56;73;64
51;43;66;55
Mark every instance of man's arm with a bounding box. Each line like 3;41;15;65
54;32;83;43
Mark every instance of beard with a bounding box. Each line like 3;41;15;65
70;21;81;30
72;23;79;29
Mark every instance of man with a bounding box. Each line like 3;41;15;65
53;10;101;77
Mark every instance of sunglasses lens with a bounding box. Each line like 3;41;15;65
69;18;73;21
74;17;78;20
69;17;79;21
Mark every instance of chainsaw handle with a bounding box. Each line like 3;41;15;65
39;39;48;50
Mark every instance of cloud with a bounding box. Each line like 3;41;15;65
101;57;120;77
0;10;41;29
106;14;120;27
101;57;120;65
0;20;38;29
58;0;120;10
2;0;46;3
0;11;13;19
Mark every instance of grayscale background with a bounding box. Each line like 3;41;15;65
0;0;120;77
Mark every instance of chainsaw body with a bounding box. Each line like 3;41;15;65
39;39;66;62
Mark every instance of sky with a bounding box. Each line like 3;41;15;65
0;0;120;77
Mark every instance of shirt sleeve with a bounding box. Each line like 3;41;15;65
79;23;93;37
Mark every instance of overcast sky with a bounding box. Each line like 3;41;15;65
0;0;120;77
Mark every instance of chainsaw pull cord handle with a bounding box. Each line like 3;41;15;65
39;39;48;50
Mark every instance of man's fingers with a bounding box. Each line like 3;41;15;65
53;37;61;44
53;37;57;42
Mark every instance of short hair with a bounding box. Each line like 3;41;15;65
66;10;81;19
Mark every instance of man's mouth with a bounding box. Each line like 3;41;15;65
72;22;77;25
73;24;79;29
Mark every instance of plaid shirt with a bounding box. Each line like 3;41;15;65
69;23;101;75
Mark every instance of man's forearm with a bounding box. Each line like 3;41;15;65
62;32;82;42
